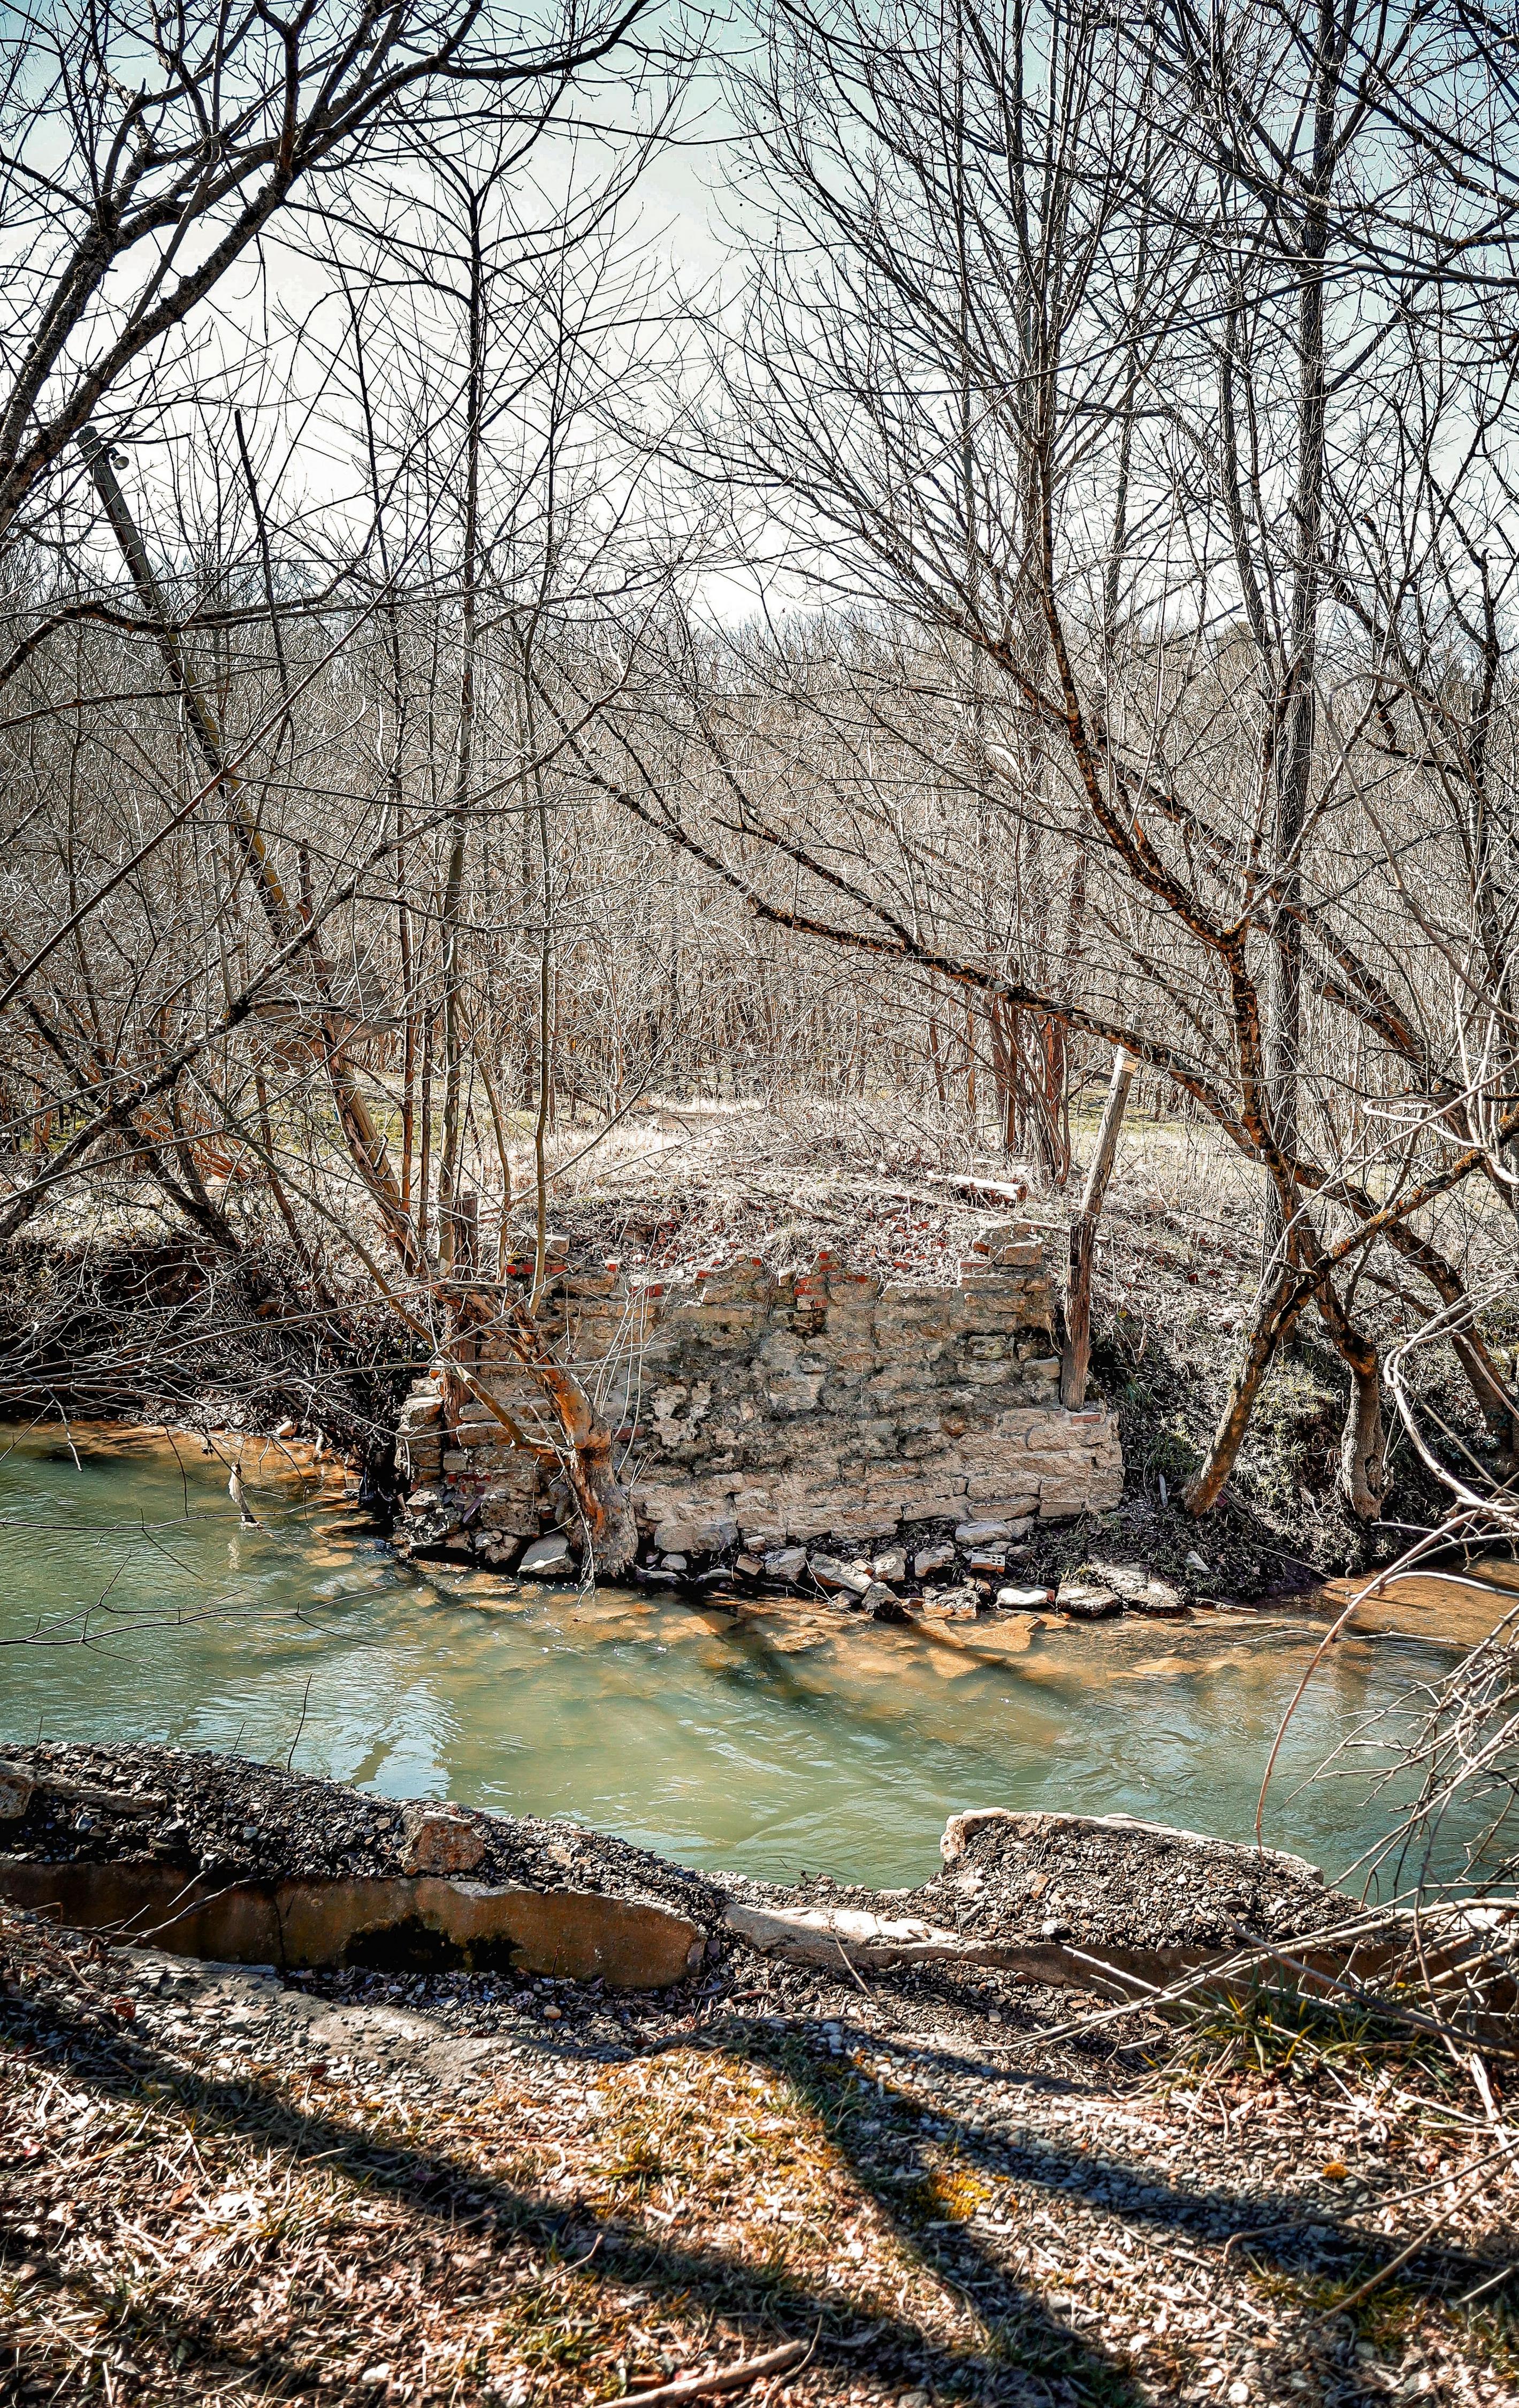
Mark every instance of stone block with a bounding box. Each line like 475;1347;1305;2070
680;1306;772;1344
917;1586;979;1621
480;1489;540;1538
783;1508;836;1541
914;1541;956;1576
730;1484;775;1522
1057;1580;1122;1618
520;1533;573;1576
899;1487;967;1520
826;1268;881;1302
810;1554;872;1596
452;1420;507;1449
400;1805;487;1876
960;1485;1039;1520
0;1759;33;1818
875;1296;961;1336
821;1347;880;1377
763;1545;807;1581
653;1514;738;1555
967;1216;1034;1252
824;1503;904;1542
865;1366;943;1405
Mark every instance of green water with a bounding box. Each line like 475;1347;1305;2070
0;1423;1457;1891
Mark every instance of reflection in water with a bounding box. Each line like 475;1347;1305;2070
0;1422;1481;1889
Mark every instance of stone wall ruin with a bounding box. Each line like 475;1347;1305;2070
395;1216;1123;1582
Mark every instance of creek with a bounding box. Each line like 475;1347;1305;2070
0;1422;1499;1891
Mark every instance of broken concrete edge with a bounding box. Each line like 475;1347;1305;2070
5;1752;1508;2016
718;1894;1517;2019
720;1896;1210;1996
941;1807;1326;1888
0;1857;705;1990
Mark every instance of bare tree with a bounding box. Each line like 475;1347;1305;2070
0;0;646;558
563;0;1519;1522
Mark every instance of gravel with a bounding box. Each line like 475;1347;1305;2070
0;1742;727;1930
2;1747;1351;1975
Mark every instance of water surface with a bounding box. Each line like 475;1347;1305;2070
0;1422;1484;1890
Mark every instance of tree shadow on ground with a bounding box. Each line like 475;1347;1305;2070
3;1978;1508;2406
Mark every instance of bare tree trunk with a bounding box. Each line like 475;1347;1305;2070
437;192;484;1271
1185;1257;1306;1515
1060;1047;1134;1407
503;1301;637;1575
80;424;428;1275
1261;0;1339;1273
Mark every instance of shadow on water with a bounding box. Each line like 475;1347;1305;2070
0;1420;1503;1890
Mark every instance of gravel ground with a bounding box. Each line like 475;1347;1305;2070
3;1895;1516;2406
932;1811;1343;1952
0;1743;727;1929
3;1748;1355;1970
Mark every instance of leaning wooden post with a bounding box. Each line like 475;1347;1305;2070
1060;1047;1136;1409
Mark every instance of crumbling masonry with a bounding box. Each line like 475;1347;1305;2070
395;1220;1122;1571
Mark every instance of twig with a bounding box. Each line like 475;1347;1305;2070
1320;2149;1497;2319
835;1935;872;1998
286;1673;314;1773
1321;2214;1447;2318
616;2334;813;2404
1255;1526;1451;1847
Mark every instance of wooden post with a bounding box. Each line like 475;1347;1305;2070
1060;1047;1135;1409
455;1189;478;1279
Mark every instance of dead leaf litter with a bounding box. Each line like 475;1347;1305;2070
3;1895;1516;2406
